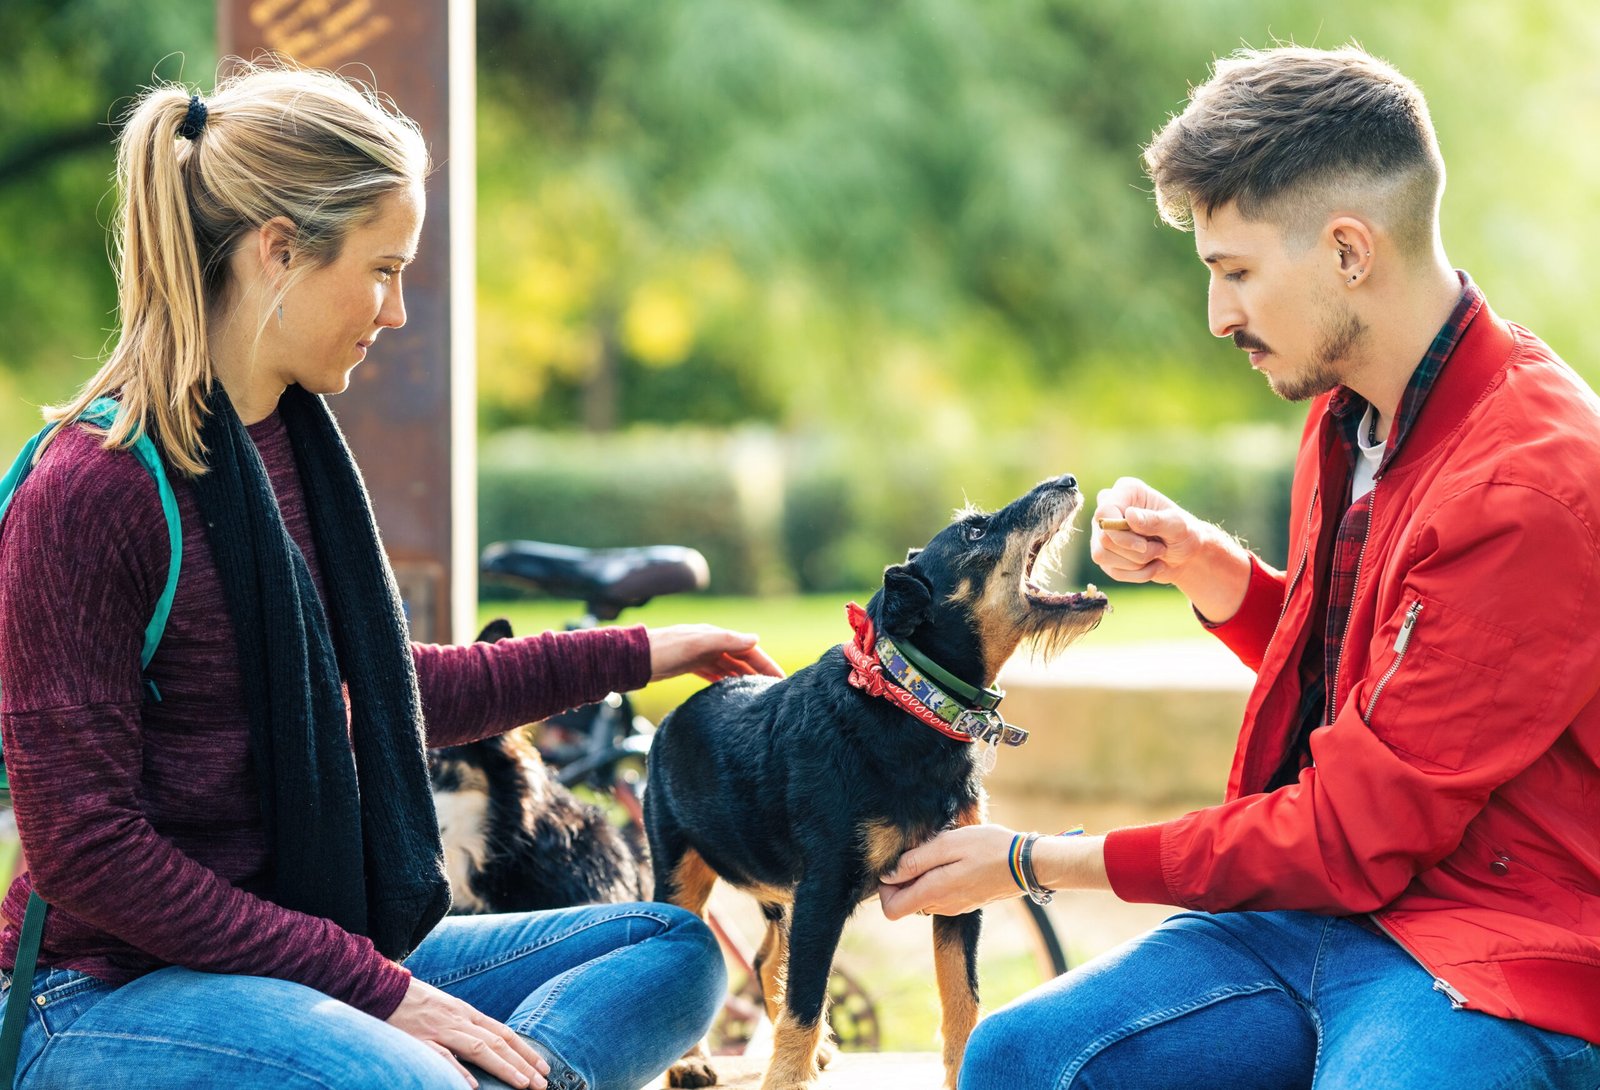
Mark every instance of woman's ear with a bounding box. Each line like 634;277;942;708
255;216;298;281
879;563;933;637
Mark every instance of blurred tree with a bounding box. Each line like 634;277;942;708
0;0;215;440
3;1;1596;451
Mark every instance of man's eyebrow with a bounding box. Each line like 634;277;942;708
1202;251;1242;265
379;252;417;264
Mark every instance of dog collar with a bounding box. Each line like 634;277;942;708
841;602;1029;751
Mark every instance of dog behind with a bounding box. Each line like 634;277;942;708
646;474;1106;1090
429;619;650;914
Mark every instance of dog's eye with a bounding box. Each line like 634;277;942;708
964;522;986;542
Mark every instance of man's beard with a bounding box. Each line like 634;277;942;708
1269;303;1368;403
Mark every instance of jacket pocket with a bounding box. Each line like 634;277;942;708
1360;593;1518;769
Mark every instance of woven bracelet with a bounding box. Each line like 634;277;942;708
1007;833;1029;895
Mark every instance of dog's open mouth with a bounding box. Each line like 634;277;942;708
1022;511;1109;614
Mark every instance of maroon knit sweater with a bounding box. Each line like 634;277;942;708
0;413;651;1018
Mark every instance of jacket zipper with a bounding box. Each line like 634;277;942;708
1369;914;1469;1009
1327;489;1377;725
1362;600;1422;724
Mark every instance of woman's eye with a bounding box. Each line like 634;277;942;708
1224;270;1246;283
379;267;400;281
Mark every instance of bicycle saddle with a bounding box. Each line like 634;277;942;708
480;540;710;620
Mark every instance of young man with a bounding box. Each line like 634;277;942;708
878;45;1600;1088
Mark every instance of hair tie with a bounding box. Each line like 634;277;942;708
177;95;208;141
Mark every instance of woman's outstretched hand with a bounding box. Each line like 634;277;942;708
647;624;785;683
386;976;549;1089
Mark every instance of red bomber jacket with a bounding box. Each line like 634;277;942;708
1103;299;1600;1043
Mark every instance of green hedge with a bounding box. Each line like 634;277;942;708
478;425;1298;598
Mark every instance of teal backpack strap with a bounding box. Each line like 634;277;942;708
0;892;46;1088
76;398;183;678
0;400;182;1087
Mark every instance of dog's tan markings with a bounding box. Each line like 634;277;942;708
932;919;980;1088
669;849;718;915
664;1041;718;1088
761;1012;828;1090
730;879;795;907
974;555;1031;679
861;819;909;877
754;911;789;1023
946;577;976;605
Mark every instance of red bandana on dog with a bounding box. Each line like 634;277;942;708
842;603;1029;771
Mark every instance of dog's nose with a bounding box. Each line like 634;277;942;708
1061;474;1077;491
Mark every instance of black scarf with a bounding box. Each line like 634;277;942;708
189;383;449;959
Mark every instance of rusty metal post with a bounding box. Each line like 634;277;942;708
218;0;476;643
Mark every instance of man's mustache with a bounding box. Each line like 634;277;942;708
1233;331;1270;353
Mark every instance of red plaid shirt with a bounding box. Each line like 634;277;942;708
1269;272;1484;788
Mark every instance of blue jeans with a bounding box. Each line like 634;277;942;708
1;902;724;1090
961;910;1600;1090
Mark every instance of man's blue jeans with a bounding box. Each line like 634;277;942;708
961;910;1600;1090
1;901;724;1089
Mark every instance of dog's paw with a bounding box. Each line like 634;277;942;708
664;1057;719;1088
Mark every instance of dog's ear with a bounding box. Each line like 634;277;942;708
880;563;933;636
905;547;923;562
477;617;515;643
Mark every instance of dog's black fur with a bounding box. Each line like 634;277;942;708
646;475;1106;1090
429;619;651;914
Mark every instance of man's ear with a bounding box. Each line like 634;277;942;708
880;563;933;637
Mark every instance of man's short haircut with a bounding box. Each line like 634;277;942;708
1143;45;1444;254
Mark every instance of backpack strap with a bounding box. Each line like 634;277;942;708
74;398;183;679
0;401;181;1088
0;893;45;1089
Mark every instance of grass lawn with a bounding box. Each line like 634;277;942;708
476;583;1206;723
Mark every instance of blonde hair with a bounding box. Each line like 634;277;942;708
44;58;429;475
1143;45;1444;255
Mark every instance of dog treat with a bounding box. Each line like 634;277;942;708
1096;517;1131;532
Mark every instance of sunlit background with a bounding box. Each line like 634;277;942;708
5;1;1597;599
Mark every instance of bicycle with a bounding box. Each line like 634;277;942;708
479;538;1071;1054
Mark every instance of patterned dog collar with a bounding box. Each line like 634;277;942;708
874;633;1030;748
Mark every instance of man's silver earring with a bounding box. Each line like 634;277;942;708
277;304;284;327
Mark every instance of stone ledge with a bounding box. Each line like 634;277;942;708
700;1052;947;1088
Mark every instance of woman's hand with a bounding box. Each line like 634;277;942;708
386;976;550;1089
647;624;785;682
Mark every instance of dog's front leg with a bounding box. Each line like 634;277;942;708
932;909;982;1089
761;879;853;1090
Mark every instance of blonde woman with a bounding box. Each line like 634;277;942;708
0;62;770;1090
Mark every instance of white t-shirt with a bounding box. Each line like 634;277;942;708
1352;403;1385;501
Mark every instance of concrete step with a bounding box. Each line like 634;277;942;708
700;1052;947;1088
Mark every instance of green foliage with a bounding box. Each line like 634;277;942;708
478;423;1298;599
478;428;767;595
0;2;216;444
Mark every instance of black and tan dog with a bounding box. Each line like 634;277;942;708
429;619;650;913
646;474;1107;1090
